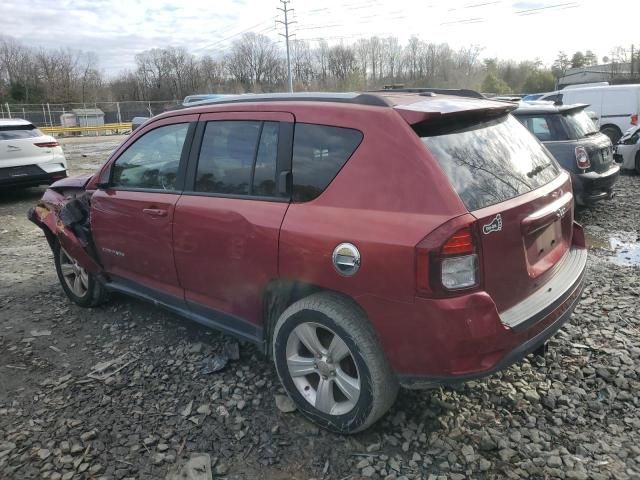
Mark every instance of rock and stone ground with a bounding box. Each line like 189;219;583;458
1;136;639;480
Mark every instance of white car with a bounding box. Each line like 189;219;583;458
0;119;67;188
538;84;640;144
614;126;640;173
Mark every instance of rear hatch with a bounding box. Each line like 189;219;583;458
400;96;573;312
560;107;614;173
0;123;54;169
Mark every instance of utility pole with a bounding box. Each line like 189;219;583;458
277;0;295;92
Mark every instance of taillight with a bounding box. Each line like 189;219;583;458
575;146;590;170
415;218;481;296
442;227;474;255
34;141;59;148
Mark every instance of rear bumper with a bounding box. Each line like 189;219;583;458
398;245;586;388
572;164;620;204
0;165;67;188
359;224;588;389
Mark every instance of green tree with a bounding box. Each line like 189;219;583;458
571;51;586;68
481;72;512;94
522;70;556;93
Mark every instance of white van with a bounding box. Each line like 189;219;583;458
539;84;640;143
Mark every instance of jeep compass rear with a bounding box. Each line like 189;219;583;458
30;91;586;434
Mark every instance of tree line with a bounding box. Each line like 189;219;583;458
0;34;635;104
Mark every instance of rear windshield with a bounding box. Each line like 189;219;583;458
418;115;560;211
0;124;43;141
562;109;599;139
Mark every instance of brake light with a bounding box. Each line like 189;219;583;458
415;219;481;296
631;114;638;126
442;227;474;255
34;141;59;148
575;146;590;169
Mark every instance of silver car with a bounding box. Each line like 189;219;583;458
614;126;640;173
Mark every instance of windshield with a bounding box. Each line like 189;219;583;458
418;115;560;211
563;109;599;139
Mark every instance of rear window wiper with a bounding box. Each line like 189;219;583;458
526;163;551;178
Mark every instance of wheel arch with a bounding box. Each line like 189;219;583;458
262;279;367;357
600;123;622;142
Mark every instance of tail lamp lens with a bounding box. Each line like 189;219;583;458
441;254;478;289
575;146;590;169
632;114;638;126
34;141;60;148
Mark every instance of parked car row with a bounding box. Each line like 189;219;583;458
29;90;589;433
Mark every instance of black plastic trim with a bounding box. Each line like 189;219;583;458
375;87;485;99
0;171;67;188
104;275;265;348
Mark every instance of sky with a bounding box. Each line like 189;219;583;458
1;0;638;76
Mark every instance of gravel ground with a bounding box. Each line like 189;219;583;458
1;136;639;480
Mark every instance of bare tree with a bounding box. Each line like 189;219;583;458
327;44;356;83
226;33;282;90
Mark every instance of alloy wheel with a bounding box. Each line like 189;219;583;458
285;322;361;415
59;248;89;298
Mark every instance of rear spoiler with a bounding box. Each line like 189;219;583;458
394;97;517;126
556;103;590;114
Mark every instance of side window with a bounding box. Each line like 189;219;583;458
195;121;280;197
530;117;552;141
112;123;190;190
292;124;363;202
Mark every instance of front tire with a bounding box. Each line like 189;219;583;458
635;151;640;174
272;292;398;433
54;241;108;308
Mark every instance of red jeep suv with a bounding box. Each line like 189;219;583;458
30;91;587;433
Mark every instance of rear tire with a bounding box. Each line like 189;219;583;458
272;292;398;433
53;241;108;308
601;125;622;144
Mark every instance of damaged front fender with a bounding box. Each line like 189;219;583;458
28;192;102;275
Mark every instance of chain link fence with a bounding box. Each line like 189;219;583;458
0;100;181;127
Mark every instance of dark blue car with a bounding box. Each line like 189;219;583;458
513;102;620;206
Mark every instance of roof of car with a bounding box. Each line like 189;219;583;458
512;102;589;115
157;91;516;126
179;89;495;108
0;118;33;127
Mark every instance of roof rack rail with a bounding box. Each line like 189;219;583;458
375;86;485;99
181;92;392;108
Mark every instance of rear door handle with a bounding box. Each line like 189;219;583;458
142;208;168;217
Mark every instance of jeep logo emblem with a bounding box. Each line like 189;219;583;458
482;214;503;235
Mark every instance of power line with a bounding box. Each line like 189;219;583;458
277;0;295;93
193;17;277;53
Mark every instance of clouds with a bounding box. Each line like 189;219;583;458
1;0;637;77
